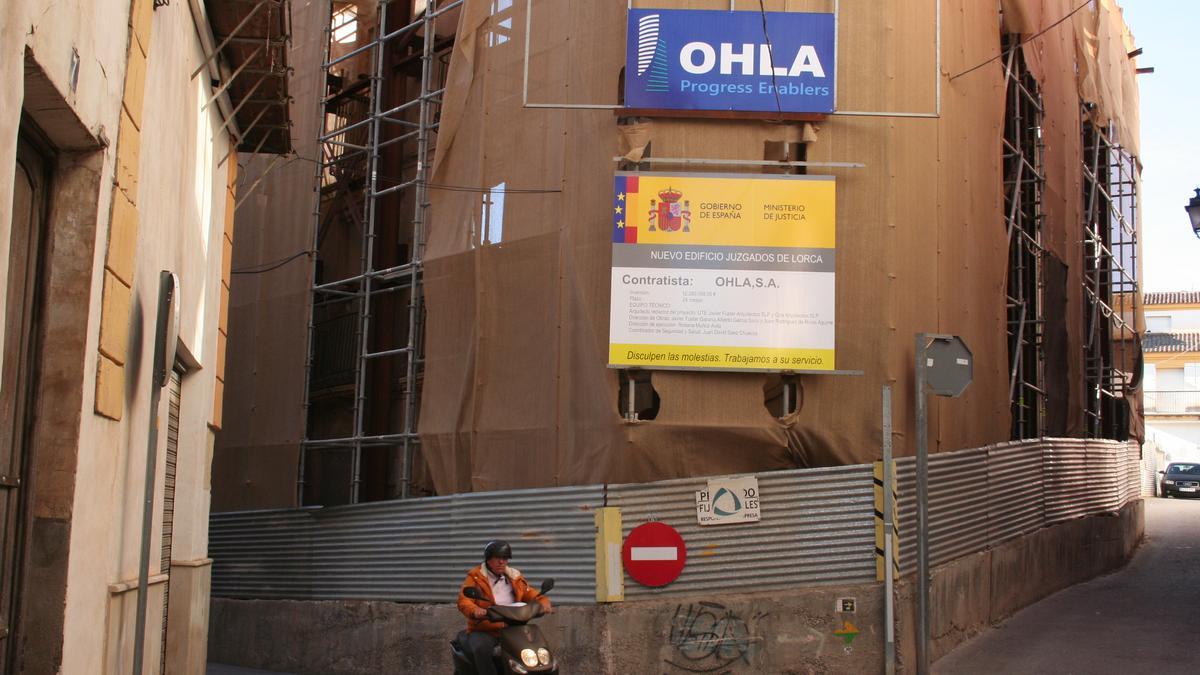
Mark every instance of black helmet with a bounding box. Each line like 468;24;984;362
483;540;512;561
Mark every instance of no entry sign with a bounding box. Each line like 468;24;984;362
622;521;687;587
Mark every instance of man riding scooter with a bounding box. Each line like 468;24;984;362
456;540;553;675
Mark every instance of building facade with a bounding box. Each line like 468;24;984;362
1;0;289;671
1143;291;1200;448
215;0;1144;508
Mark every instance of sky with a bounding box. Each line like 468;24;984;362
1119;1;1200;292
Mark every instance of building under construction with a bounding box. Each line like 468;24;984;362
203;1;1151;671
215;0;1143;510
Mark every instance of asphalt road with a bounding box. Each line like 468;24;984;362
936;497;1200;675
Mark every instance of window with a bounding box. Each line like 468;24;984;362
1185;363;1200;391
480;182;505;245
1145;315;1171;332
332;4;358;45
488;0;513;47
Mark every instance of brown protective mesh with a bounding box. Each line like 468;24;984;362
417;0;1141;493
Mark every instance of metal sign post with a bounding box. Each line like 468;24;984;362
133;271;179;675
914;333;972;675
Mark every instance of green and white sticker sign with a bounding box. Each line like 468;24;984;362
696;476;761;525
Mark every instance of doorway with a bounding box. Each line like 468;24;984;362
1;131;51;669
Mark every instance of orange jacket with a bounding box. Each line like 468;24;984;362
457;564;551;635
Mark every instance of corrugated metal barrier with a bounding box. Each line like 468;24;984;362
897;439;1140;573
210;439;1142;604
210;485;604;604
1140;449;1159;497
607;465;878;597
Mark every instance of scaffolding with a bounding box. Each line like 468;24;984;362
1001;37;1046;439
1081;119;1139;440
300;0;459;505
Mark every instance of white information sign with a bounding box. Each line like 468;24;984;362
609;172;837;372
696;476;761;525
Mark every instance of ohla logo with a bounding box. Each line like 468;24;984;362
680;42;826;78
648;187;691;233
635;13;827;86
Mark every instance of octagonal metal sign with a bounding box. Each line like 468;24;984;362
924;335;972;398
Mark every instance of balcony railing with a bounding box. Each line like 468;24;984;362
1144;390;1200;414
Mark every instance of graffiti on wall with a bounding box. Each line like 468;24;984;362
663;601;767;673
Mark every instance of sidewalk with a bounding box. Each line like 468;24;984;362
935;498;1200;674
207;664;297;675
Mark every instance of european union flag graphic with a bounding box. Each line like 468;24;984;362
613;175;638;243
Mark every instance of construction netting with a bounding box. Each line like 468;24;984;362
417;0;1141;494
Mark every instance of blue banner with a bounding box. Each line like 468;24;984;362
625;9;835;114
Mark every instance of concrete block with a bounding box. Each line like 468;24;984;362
95;354;124;420
99;272;132;365
219;281;230;336
165;562;213;675
106;192;138;286
227;153;239;191
928;548;992;662
224;192;236;241
211;377;224;430
131;0;154;57
222;230;233;284
116;110;140;203
216;329;227;383
122;42;147;131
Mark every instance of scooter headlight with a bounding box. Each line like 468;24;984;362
520;648;540;668
537;648;552;665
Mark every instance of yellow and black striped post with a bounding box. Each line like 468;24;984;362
874;460;900;581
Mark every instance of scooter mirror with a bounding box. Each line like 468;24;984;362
540;579;555;594
463;587;483;600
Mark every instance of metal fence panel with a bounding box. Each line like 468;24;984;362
1043;439;1092;525
1087;442;1123;514
925;448;991;567
212;438;1145;603
897;438;1141;573
895;457;917;574
211;485;604;604
608;465;877;597
895;448;990;573
1141;447;1159;497
210;507;319;599
986;440;1045;545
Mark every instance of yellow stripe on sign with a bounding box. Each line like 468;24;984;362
628;173;835;248
610;344;835;371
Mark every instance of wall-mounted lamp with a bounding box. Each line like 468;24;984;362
1187;188;1200;240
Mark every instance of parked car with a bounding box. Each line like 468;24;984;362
1160;463;1200;498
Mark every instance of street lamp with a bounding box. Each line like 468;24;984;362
1187;188;1200;239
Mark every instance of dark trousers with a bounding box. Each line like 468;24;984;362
466;631;499;675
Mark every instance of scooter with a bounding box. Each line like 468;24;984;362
450;579;559;674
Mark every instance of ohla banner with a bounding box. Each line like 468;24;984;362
625;9;835;113
609;172;836;372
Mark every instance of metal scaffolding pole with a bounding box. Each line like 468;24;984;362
1080;121;1139;440
301;0;449;504
1001;37;1046;440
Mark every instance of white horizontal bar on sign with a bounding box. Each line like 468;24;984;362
630;546;678;561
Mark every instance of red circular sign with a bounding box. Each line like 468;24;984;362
622;521;687;587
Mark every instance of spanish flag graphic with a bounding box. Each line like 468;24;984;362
613;175;638;243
